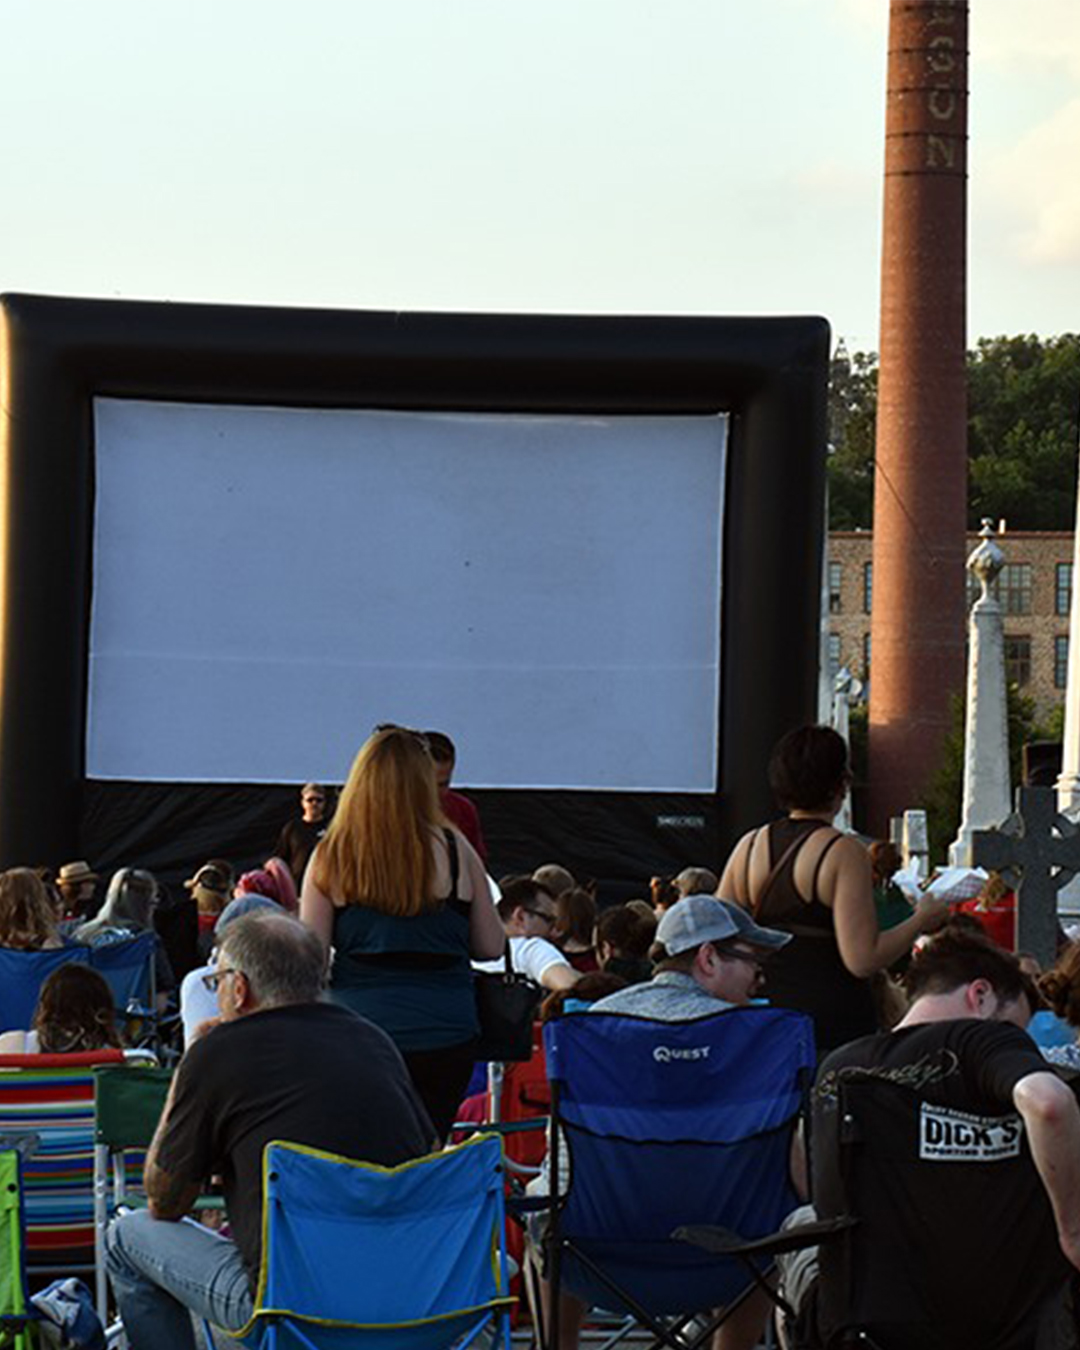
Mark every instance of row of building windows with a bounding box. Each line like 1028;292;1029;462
827;560;1074;618
828;632;1070;691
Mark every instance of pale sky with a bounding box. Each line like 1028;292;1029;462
2;0;1077;353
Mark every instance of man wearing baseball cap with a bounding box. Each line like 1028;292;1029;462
589;893;791;1019
547;895;795;1350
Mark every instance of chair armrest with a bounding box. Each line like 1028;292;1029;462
673;1215;857;1261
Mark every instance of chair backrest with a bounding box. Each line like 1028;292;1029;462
93;1064;173;1322
240;1134;514;1350
0;947;90;1032
86;933;157;1013
816;1069;1069;1350
544;1006;815;1316
0;1052;127;1270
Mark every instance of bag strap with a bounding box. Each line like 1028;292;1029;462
443;828;460;900
752;821;832;919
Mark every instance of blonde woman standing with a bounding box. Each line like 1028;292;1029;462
301;726;505;1140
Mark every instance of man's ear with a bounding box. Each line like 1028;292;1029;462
694;942;718;977
966;978;993;1018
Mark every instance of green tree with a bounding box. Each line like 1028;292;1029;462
827;342;878;529
826;333;1080;531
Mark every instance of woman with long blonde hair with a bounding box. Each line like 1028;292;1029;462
301;726;504;1139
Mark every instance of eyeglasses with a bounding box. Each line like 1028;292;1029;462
202;967;241;993
524;908;556;928
718;947;766;977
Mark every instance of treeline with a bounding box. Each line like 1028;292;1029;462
828;334;1080;531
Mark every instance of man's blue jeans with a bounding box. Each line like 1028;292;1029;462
105;1210;254;1349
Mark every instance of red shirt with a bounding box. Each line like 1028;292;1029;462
440;788;487;863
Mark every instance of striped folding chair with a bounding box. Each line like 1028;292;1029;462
0;1052;155;1285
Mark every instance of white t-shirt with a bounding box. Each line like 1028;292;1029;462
180;964;218;1046
473;935;570;986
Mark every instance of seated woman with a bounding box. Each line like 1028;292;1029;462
553;888;600;973
0;867;68;951
74;867;175;1010
0;964;122;1055
596;903;656;985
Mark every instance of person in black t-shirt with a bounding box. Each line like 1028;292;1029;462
274;782;330;884
782;930;1080;1350
105;911;433;1350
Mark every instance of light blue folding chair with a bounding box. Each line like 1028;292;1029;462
230;1133;514;1350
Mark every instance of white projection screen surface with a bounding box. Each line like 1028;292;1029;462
88;400;727;791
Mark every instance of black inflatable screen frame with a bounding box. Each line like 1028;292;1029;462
0;293;829;893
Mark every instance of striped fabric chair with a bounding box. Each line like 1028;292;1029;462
0;1051;154;1279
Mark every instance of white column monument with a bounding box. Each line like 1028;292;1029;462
818;488;834;725
1055;442;1080;917
949;521;1011;866
831;667;856;833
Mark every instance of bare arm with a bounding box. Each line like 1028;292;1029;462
827;837;946;978
717;832;753;905
143;1073;203;1221
456;830;506;961
1014;1071;1080;1272
541;962;580;993
299;853;336;951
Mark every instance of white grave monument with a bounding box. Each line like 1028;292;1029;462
949;521;1011;866
1057;448;1080;919
831;666;861;833
902;809;929;880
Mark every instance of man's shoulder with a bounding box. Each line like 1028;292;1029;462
589;973;729;1019
199;1001;399;1055
816;1019;1045;1104
511;936;569;979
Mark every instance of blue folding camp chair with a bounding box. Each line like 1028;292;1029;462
541;1007;819;1350
229;1133;514;1350
86;934;156;1018
0;949;89;1034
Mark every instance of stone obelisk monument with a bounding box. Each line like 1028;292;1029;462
868;0;969;832
950;522;1010;866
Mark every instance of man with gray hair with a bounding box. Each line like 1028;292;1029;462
106;911;433;1349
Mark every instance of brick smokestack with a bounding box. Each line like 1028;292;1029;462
868;0;968;831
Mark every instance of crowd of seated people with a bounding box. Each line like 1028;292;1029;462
11;720;1080;1350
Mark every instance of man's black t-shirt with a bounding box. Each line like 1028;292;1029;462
155;1002;434;1280
274;818;325;886
812;1019;1072;1350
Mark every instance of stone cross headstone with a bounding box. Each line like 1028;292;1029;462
969;786;1080;968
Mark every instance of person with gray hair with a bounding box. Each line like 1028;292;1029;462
106;911;433;1350
73;866;175;1008
674;865;719;898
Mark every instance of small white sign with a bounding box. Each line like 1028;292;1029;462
918;1104;1022;1161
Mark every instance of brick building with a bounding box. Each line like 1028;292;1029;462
828;531;1072;723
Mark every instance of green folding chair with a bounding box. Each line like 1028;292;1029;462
0;1147;35;1350
92;1066;173;1327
